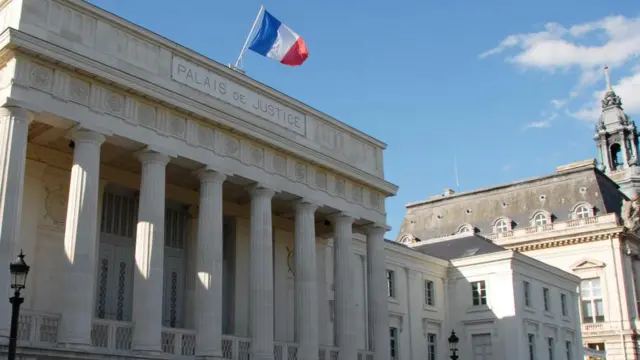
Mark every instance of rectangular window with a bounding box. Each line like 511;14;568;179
387;270;395;298
547;337;554;360
472;281;487;306
425;280;435;306
565;341;572;360
389;327;398;360
543;288;551;312
528;334;536;360
427;333;436;360
471;333;492;360
561;293;568;316
581;278;605;323
524;281;531;307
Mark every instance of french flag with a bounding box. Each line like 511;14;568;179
248;10;309;66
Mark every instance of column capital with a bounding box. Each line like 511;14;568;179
68;128;106;146
328;212;356;225
293;198;319;213
194;167;227;184
135;149;171;166
363;223;388;237
247;183;276;198
0;106;34;124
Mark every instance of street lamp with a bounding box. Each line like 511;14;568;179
8;250;30;360
448;330;459;360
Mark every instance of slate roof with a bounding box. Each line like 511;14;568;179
397;160;626;240
411;234;506;261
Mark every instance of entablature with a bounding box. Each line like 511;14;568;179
2;0;397;198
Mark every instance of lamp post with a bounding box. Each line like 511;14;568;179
8;250;30;360
448;330;459;360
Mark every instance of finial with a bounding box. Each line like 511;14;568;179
604;65;612;91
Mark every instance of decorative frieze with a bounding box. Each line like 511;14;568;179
16;56;386;215
69;76;90;105
294;162;307;183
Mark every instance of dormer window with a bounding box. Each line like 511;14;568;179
572;203;594;219
495;218;510;233
534;213;549;226
457;224;474;234
530;210;552;227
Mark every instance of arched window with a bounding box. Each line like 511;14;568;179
495;219;510;233
611;143;623;170
457;224;473;234
575;205;591;219
534;213;549;226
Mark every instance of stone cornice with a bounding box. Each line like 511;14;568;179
504;229;623;252
3;28;398;197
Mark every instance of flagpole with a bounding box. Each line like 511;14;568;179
233;5;264;69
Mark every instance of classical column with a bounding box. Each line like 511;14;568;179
294;200;319;360
365;225;390;360
59;129;106;347
132;150;170;353
0;107;33;339
195;169;226;359
332;214;356;360
249;185;276;360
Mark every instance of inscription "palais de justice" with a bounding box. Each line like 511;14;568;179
171;56;306;136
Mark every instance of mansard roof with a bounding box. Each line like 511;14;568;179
398;159;626;240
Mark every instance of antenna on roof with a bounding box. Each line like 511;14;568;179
604;65;613;91
454;154;460;192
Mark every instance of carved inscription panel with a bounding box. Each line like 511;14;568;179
172;56;306;136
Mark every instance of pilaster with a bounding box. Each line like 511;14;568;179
195;168;226;359
249;185;276;360
132;149;171;353
332;214;357;360
59;128;106;347
0;106;33;339
294;199;319;360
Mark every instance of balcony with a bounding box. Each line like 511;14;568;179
16;310;372;360
487;213;619;244
582;321;619;336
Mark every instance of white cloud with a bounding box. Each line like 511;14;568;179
551;99;567;108
524;120;551;129
481;16;640;70
523;112;557;130
482;15;640;123
570;71;640;122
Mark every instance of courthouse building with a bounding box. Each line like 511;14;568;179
0;0;401;359
0;1;587;360
396;72;640;359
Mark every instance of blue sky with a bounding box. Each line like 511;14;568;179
89;0;639;240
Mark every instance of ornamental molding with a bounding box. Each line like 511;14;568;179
505;230;622;252
7;53;387;222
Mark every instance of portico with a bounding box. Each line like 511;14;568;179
0;1;397;360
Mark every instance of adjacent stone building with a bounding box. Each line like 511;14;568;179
396;70;640;359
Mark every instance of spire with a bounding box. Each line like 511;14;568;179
604;65;613;92
601;65;622;110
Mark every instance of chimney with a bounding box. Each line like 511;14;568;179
444;188;455;197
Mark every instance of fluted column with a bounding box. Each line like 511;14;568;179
332;214;356;360
249;185;276;360
294;200;319;360
132;150;170;353
59;129;106;347
0;107;33;339
365;225;390;360
195;168;226;359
